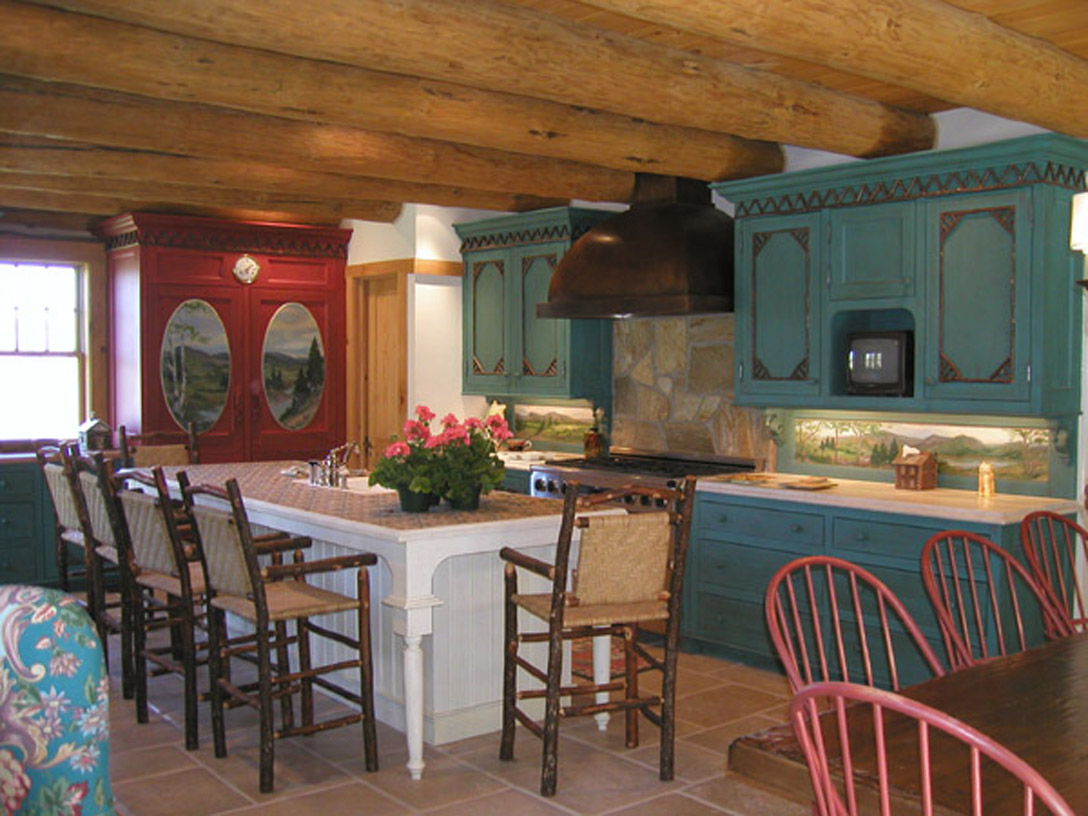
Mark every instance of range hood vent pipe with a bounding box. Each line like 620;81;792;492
536;175;735;319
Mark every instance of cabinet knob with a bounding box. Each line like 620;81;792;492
924;377;935;386
718;514;728;524
855;531;868;542
0;517;6;526
790;523;802;533
0;479;6;489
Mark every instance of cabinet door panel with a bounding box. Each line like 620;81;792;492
516;242;568;396
738;214;822;398
462;249;508;394
261;256;334;288
146;287;246;463
152;249;231;286
829;202;916;300
925;191;1030;402
249;289;344;461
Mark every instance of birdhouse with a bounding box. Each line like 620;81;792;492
78;417;113;455
893;450;937;491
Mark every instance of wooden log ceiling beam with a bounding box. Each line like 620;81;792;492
0;188;359;227
576;0;1088;138
0;76;633;204
21;0;935;158
0;135;565;213
0;0;781;182
0;170;406;223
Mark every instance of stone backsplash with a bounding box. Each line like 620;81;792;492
610;315;775;465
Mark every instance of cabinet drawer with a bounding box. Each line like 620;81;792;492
699;500;824;548
689;591;772;659
0;469;35;500
0;503;38;541
698;541;806;600
0;545;40;584
832;516;947;566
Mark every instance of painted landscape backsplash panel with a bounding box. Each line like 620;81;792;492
514;404;595;445
794;419;1050;482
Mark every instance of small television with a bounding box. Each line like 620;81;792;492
846;330;913;396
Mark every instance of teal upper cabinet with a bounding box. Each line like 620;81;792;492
828;202;917;301
455;207;613;403
924;190;1030;405
736;213;822;398
715;134;1088;417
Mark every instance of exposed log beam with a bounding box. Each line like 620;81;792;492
0;188;353;226
576;0;1088;138
0;208;100;234
0;0;781;181
0;135;565;213
0;77;635;203
24;0;935;157
0;171;405;223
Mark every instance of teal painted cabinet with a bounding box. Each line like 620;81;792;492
500;468;531;494
924;190;1031;405
456;208;613;404
828;202;917;301
716;134;1087;418
682;490;1047;686
0;458;57;587
735;213;822;399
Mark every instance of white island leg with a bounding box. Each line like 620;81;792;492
403;633;426;780
593;634;611;731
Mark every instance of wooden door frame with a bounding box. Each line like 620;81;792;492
345;258;460;468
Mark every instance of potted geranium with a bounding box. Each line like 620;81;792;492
369;405;512;512
433;412;511;510
368;405;445;512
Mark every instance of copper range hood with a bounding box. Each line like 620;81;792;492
537;176;734;319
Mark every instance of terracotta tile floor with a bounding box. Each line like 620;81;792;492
107;644;811;815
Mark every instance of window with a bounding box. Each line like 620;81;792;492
0;263;86;439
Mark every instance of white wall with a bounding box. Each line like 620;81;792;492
343;203;503;265
407;275;487;421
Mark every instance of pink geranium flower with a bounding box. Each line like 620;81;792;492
384;441;410;458
414;405;435;422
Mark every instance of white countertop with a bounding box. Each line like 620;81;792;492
497;451;582;471
696;472;1080;525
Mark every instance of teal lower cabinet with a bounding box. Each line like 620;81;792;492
500;468;531;494
681;488;1057;686
0;457;57;587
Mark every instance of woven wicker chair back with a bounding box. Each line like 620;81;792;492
43;462;80;530
120;491;177;576
130;444;191;467
574;512;671;606
191;504;252;597
79;470;115;546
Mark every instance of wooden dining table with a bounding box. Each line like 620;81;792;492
730;633;1088;814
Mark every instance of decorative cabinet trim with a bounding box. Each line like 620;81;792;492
96;212;351;258
731;159;1084;218
460;221;591;253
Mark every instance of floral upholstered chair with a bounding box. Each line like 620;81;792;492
0;584;113;815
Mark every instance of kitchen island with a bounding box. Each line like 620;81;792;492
166;461;593;781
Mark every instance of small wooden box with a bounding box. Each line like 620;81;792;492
78;417;113;455
893;451;937;490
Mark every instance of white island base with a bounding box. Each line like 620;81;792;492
171;462;616;781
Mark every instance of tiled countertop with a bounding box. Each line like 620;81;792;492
167;460;566;533
696;472;1079;525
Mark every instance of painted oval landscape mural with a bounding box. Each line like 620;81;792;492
159;299;230;433
262;302;325;430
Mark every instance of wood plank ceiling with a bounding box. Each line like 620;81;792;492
0;0;1085;230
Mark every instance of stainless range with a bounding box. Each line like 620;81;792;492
529;447;760;508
